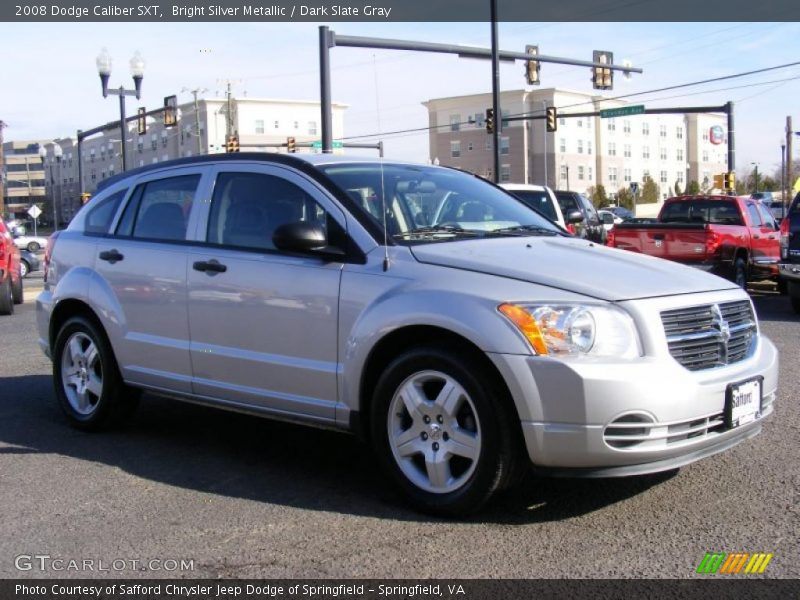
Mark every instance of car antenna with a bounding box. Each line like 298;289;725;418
373;54;390;272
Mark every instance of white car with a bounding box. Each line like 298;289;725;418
500;183;567;230
11;231;48;252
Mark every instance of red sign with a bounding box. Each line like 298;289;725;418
710;125;725;145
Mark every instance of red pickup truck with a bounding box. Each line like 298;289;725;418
608;195;780;287
0;220;23;314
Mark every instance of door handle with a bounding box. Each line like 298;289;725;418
752;234;760;239
98;249;124;263
767;235;776;240
193;259;227;274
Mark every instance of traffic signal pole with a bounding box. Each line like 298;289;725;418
726;101;734;174
490;0;501;182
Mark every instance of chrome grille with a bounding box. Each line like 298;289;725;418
661;300;756;371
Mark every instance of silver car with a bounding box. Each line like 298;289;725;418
37;154;778;515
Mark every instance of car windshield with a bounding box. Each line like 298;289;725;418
319;163;562;243
504;190;558;222
661;199;744;225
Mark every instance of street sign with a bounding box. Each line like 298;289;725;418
600;105;645;119
27;205;42;219
629;182;639;195
311;140;343;149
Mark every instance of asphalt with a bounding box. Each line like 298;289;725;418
0;280;797;579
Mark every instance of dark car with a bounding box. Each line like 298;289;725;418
778;192;800;312
607;206;635;221
554;191;606;243
19;250;40;278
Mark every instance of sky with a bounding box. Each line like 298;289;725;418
2;21;800;176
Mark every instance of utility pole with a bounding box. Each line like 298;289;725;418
787;116;793;197
182;87;207;155
726;101;734;174
489;0;501;183
226;82;233;138
541;100;548;187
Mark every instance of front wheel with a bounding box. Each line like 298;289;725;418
371;346;523;516
52;316;139;430
20;260;29;278
733;258;748;289
11;273;23;305
27;242;40;252
0;278;14;315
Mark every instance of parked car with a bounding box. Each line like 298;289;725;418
778;192;800;312
608;195;781;288
607;206;635;221
19;250;40;278
554;190;606;243
500;184;567;230
38;154;778;515
0;220;23;314
765;200;787;223
11;229;48;252
597;209;618;234
750;191;774;205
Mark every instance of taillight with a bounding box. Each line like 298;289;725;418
779;217;790;260
606;227;616;247
43;232;60;283
706;230;721;256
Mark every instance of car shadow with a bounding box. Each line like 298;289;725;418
0;374;675;524
748;282;799;323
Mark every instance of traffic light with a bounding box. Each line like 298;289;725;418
226;133;239;153
723;171;735;190
137;107;147;135
287;137;296;153
592;50;614;90
163;95;178;128
525;45;540;86
713;174;724;189
485;108;495;134
546;107;557;132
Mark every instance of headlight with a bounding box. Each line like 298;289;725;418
498;302;641;359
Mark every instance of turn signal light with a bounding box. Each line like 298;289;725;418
498;303;548;355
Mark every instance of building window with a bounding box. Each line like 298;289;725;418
660;125;667;138
273;120;280;129
560;165;568;180
623;144;631;158
608;118;616;132
485;139;492;151
676;127;683;139
577;140;584;154
500;137;509;155
608;142;616;156
500;164;511;182
450;141;461;158
702;150;709;162
609;167;618;183
450;115;461;132
577;119;583;128
677;171;685;183
501;110;510;128
473;112;484;128
578;165;585;180
623;120;631;134
586;119;592;130
587;141;593;155
101;170;106;179
294;121;299;130
100;149;106;160
559;117;566;126
90;149;96;162
109;167;114;177
161;131;168;147
308;121;317;135
559;138;566;153
467;142;473;151
660;147;667;161
677;148;684;161
152;158;158;164
137;140;144;153
702;130;709;142
588;167;593;180
624;168;632;182
91;169;96;181
150;134;157;151
660;170;668;184
255;120;265;134
642;123;650;136
643;146;650;159
162;154;169;161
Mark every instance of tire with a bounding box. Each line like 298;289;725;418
733;258;747;289
52;315;139;431
27;242;40;252
11;272;23;305
0;277;14;315
789;282;800;314
20;259;29;278
370;345;523;517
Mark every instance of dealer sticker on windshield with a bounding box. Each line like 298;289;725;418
725;377;762;428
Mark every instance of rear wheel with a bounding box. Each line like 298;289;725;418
733;258;747;289
789;282;800;314
0;278;14;315
777;278;788;295
53;316;139;430
11;272;23;304
20;259;29;278
371;345;524;516
27;241;40;252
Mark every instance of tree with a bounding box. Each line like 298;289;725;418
674;181;682;196
641;175;660;204
590;184;609;208
615;187;634;210
685;180;701;195
760;176;777;192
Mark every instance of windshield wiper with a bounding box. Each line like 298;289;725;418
485;225;561;236
393;225;481;239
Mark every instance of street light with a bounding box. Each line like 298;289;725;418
750;162;759;194
53;144;62;231
96;48;145;172
781;139;786;220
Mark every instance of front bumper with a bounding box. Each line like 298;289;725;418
489;332;778;476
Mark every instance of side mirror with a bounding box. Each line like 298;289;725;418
567;210;585;224
273;222;327;252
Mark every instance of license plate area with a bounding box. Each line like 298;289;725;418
725;376;763;429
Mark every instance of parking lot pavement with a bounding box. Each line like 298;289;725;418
0;292;798;579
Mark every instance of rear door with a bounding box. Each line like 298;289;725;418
754;202;780;267
744;200;776;268
185;163;345;421
95;167;207;393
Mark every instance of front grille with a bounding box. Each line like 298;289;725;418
604;412;725;450
661;300;756;371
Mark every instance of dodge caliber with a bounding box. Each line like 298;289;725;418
37;154;778;515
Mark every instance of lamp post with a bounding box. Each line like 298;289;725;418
750;162;759;194
96;48;145;172
53;144;62;230
781;140;786;220
541;100;548;188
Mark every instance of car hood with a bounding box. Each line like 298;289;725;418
409;236;737;301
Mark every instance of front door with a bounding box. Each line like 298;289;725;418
186;165;345;422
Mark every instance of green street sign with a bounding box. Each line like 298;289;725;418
311;140;343;149
600;105;645;119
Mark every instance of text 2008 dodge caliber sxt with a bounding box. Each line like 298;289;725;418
36;154;778;515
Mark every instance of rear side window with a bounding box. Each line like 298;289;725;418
555;194;578;215
661;200;744;225
508;190;557;221
84;189;127;235
116;175;200;241
745;202;763;227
